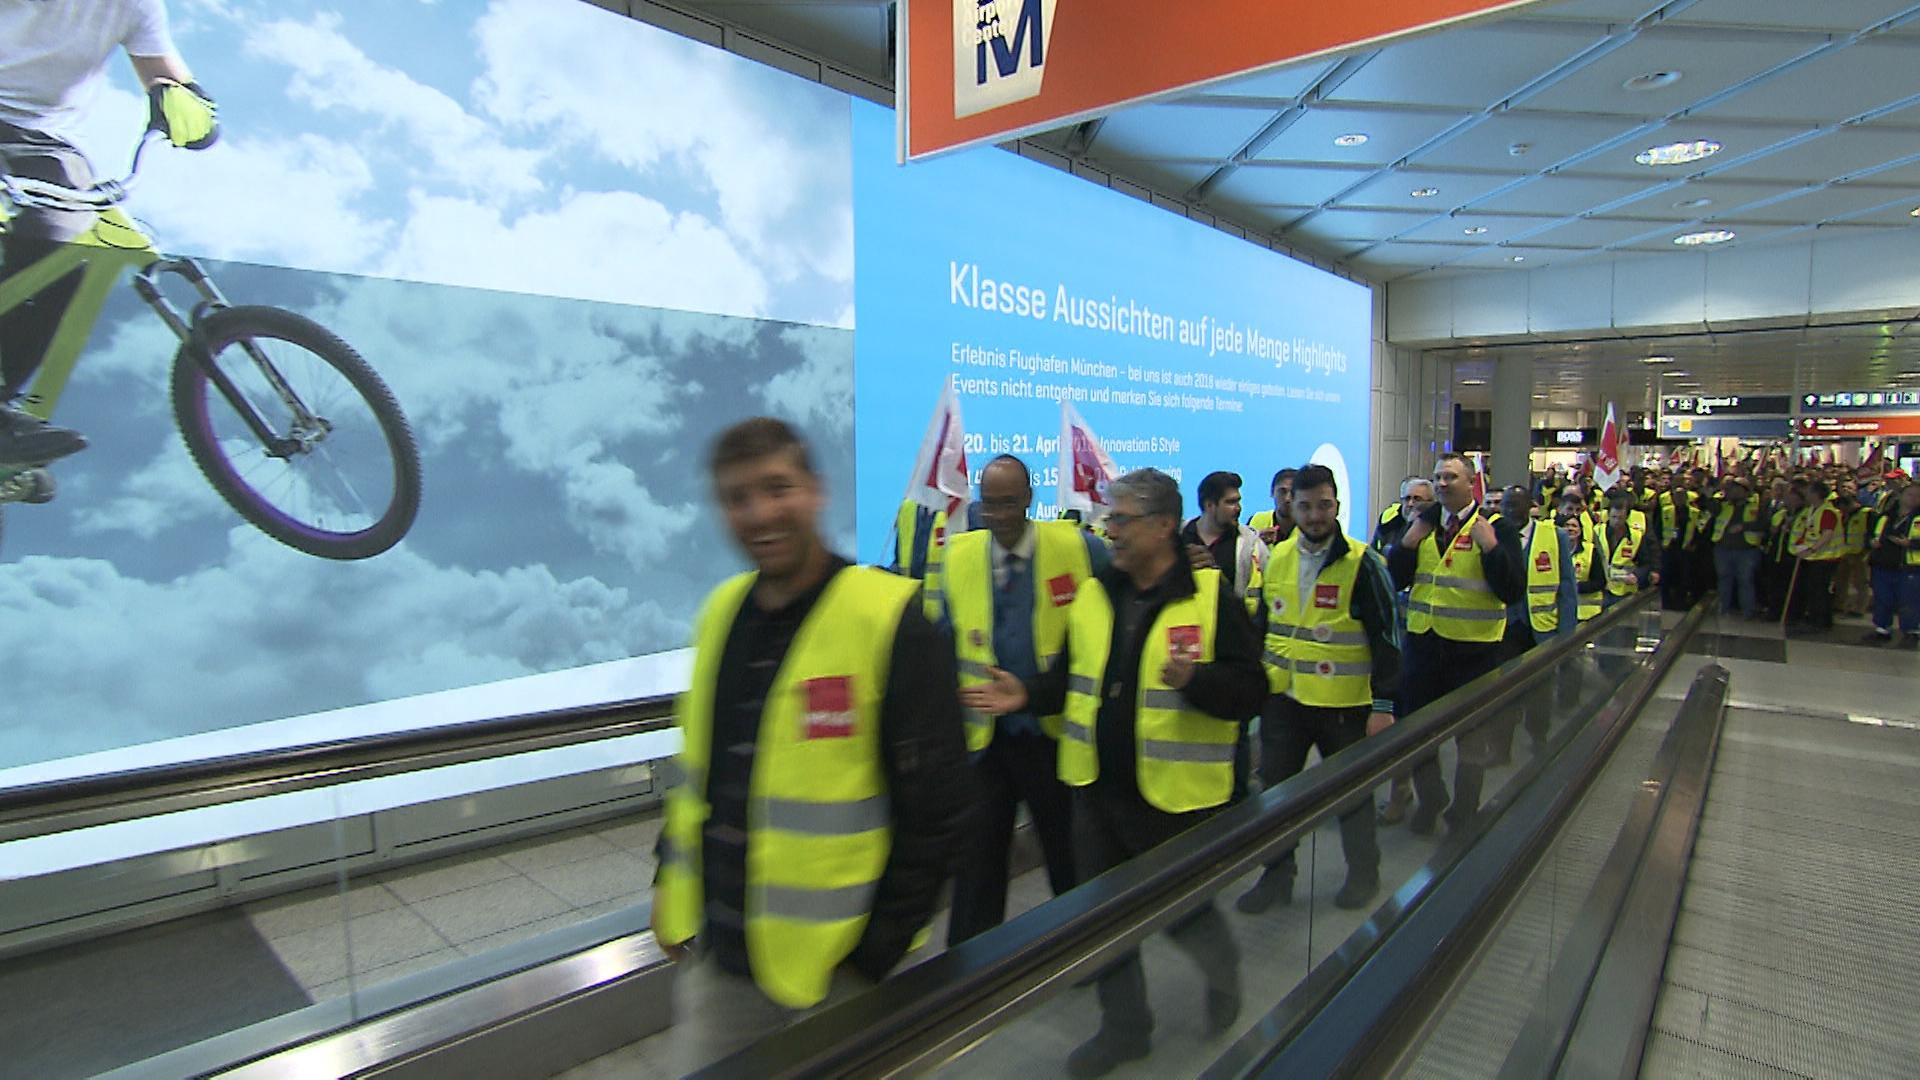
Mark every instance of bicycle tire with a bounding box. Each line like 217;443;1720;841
170;305;422;560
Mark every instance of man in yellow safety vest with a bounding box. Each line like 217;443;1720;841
944;454;1107;946
963;468;1266;1078
651;418;975;1070
1387;453;1524;835
1236;463;1402;914
1787;478;1846;633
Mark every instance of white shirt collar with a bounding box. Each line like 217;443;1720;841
991;521;1036;567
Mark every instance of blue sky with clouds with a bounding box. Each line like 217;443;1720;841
1;0;857;768
64;0;854;327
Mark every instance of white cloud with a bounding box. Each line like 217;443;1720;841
61;86;391;272
378;190;771;318
472;0;855;290
0;535;690;767
247;13;545;200
761;325;853;435
70;437;228;540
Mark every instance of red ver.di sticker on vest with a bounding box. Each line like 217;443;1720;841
1167;625;1202;662
1047;574;1077;608
802;676;856;740
1313;584;1340;609
1536;551;1552;573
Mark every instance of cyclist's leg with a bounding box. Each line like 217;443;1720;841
0;121;92;463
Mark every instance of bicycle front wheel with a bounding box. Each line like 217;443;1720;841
171;305;422;560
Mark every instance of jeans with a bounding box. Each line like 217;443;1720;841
1714;546;1761;617
1870;567;1920;634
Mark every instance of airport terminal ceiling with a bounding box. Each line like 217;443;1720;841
656;0;1920;417
663;0;1920;282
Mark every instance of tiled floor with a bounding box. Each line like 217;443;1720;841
246;813;662;1001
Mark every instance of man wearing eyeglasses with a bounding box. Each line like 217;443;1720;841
963;467;1266;1078
943;454;1108;947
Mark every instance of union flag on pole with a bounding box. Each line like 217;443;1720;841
1059;401;1119;518
905;376;970;518
1594;402;1623;492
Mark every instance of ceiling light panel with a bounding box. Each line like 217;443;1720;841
1206;164;1373;209
1251;107;1466;166
1089;102;1281;162
1410;111;1646;173
1521;30;1815;117
1705;128;1920;186
1636;139;1723;167
1325;24;1608;109
1691;39;1920;124
1333;169;1514;209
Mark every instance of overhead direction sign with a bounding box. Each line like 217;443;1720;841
1658;394;1792;440
900;0;1554;160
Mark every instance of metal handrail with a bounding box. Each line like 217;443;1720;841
1242;601;1706;1079
695;589;1663;1080
0;692;677;843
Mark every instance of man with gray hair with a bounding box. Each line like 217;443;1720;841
964;467;1266;1077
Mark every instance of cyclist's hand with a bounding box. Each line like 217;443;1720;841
148;81;219;150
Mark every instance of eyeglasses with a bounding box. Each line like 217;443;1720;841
979;496;1027;512
1104;511;1166;530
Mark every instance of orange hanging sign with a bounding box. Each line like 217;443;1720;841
901;0;1552;160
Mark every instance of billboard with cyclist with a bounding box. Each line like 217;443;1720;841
0;1;856;770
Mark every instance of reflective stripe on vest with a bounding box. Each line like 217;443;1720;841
1059;569;1237;813
1524;522;1564;634
945;522;1091;751
653;567;916;1009
1261;533;1374;708
1406;507;1506;643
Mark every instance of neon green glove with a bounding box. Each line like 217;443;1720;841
147;81;219;150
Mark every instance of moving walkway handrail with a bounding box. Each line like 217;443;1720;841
0;691;678;841
1237;601;1708;1079
696;589;1663;1080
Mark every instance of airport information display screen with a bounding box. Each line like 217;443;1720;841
849;100;1373;560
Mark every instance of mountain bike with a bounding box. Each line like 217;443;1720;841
0;132;421;560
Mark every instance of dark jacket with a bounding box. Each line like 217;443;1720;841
673;559;975;982
1385;501;1526;610
1253;529;1402;711
1027;554;1267;800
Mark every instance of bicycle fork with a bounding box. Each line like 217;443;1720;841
135;258;319;460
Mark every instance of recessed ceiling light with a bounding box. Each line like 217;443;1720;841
1623;71;1683;92
1674;197;1713;209
1510;255;1527;262
1461;378;1488;386
1410;187;1440;198
1641;355;1676;364
1334;133;1370;147
1463;225;1489;235
1637;139;1722;167
1910;206;1920;217
1674;229;1736;245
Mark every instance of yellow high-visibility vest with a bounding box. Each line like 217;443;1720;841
1798;500;1846;561
1523;522;1567;633
944;522;1092;750
1262;533;1373;708
1711;498;1764;547
895;499;949;621
654;567;916;1008
1574;522;1605;618
1605;525;1644;598
1873;513;1920;568
1844;509;1870;555
1407;506;1507;644
1659;491;1699;546
1249;509;1279;533
1059;569;1237;813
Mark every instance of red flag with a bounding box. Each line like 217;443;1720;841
1059;401;1120;517
1864;440;1885;473
904;377;970;519
1594;403;1623;491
